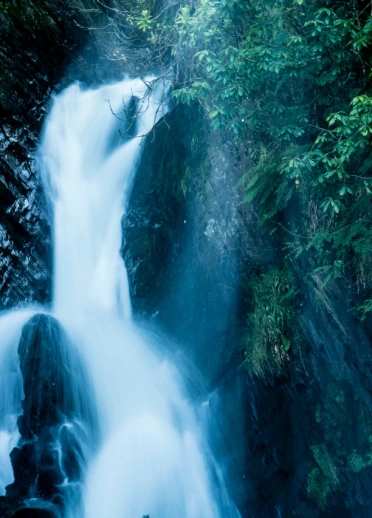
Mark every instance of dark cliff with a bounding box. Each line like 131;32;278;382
0;0;87;308
0;0;124;309
2;2;372;517
123;103;372;517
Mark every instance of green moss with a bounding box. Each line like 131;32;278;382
307;382;372;508
348;450;372;473
307;466;332;510
311;444;338;486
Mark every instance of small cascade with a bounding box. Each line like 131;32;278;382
0;310;34;496
0;76;240;517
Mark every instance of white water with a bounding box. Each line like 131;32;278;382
0;309;36;494
0;76;240;517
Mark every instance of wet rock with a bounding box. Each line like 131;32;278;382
123;104;275;383
0;0;160;310
0;0;88;309
123;102;277;513
10;510;58;518
123;100;372;517
0;497;59;518
17;314;79;436
5;314;96;514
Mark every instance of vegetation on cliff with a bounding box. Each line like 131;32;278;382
168;0;372;318
83;0;372;342
2;0;372;514
79;3;372;510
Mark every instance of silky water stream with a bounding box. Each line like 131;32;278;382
0;77;240;518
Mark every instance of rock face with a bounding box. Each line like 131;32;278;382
123;103;276;510
2;2;372;517
123;104;275;381
0;0;160;310
0;498;59;518
4;314;95;517
123;103;372;517
9;510;58;518
0;1;82;309
0;124;52;309
0;1;100;309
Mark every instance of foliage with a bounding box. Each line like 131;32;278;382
84;0;372;316
242;267;298;379
0;1;10;15
357;297;372;319
239;145;311;222
132;9;152;32
162;0;372;315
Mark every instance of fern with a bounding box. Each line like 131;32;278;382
240;146;309;222
243;267;298;379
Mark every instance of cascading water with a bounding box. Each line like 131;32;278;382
0;310;34;495
0;76;241;517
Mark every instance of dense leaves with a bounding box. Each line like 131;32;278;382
165;0;372;313
85;0;372;310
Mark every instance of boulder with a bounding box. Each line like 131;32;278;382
6;314;96;514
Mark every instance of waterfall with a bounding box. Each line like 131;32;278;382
0;76;240;517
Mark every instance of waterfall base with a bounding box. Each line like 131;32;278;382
5;314;95;517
